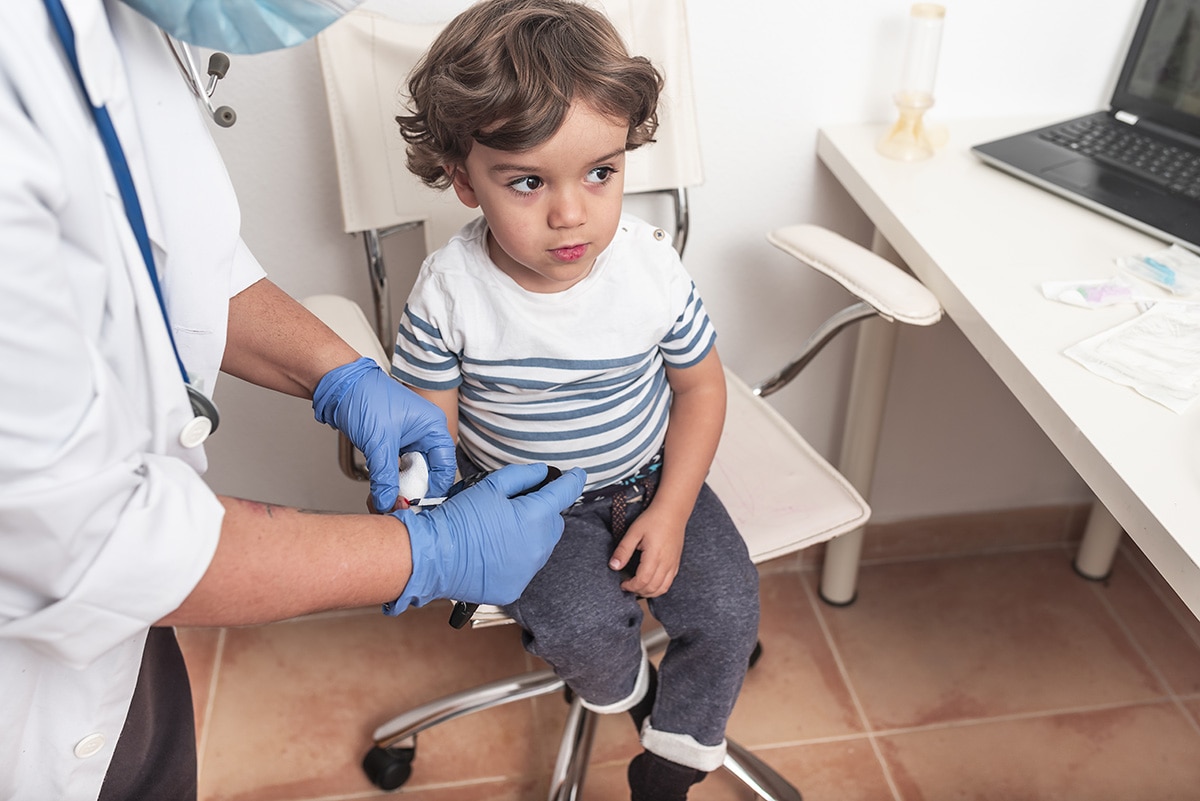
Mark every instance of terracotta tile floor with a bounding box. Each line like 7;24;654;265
178;538;1200;801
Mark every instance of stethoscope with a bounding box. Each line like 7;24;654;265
44;0;223;448
162;34;237;128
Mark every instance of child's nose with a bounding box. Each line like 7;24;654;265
548;187;586;229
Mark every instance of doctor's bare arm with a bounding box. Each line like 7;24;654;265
158;497;414;627
221;277;361;397
162;280;426;626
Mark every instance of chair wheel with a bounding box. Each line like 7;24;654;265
362;745;415;791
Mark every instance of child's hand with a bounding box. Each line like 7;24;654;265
610;506;685;598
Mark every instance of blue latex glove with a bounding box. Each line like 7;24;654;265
384;464;587;614
313;357;457;512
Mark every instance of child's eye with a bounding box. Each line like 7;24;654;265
508;176;543;193
587;166;616;184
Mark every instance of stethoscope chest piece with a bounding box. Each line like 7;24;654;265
179;415;212;449
180;384;220;448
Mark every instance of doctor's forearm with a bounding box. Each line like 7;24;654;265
158;497;413;627
222;278;361;397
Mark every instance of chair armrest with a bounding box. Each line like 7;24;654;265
767;224;941;326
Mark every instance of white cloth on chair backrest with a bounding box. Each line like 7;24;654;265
601;0;704;197
316;0;703;254
316;13;476;251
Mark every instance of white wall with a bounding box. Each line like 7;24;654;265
201;0;1143;522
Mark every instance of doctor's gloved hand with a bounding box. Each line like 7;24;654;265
383;464;586;614
312;357;457;513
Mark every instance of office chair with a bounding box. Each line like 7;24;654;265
307;4;942;799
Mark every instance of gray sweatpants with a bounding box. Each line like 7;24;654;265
502;480;760;769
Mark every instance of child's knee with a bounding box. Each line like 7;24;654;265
522;594;643;664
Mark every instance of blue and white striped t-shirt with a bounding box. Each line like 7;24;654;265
392;214;716;492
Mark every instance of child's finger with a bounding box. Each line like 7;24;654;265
609;532;640;572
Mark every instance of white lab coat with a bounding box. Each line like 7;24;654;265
0;1;265;798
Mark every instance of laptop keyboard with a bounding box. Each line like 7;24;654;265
1039;117;1200;199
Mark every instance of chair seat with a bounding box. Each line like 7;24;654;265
713;368;868;564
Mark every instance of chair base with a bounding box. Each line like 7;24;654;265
723;739;803;801
362;745;414;791
363;628;802;800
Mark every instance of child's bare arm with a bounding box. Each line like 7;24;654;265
408;386;461;443
611;347;726;597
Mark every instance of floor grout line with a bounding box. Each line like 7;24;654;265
860;696;1188;739
1122;546;1200;653
1104;549;1200;739
1088;554;1179;696
788;548;1200;801
672;690;1198;761
194;627;227;789
850;539;1076;570
1172;697;1200;739
766;539;1081;579
799;569;905;801
278;789;384;801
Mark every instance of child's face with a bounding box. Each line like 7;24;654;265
448;101;628;293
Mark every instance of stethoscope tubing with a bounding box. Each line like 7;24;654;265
43;0;221;441
163;33;236;128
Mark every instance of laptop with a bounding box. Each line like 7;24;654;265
971;0;1200;253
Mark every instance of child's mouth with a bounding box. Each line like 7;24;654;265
550;244;587;262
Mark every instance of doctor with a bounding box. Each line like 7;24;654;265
0;1;586;799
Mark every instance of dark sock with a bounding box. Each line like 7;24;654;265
627;750;706;801
627;663;658;734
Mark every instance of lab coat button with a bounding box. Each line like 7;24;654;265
652;228;666;241
74;733;105;759
179;416;212;449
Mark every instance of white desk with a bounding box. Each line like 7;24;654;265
818;117;1200;621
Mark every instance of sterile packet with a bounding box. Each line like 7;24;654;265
1117;244;1200;296
1064;301;1200;413
1041;276;1138;308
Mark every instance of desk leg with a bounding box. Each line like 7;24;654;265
820;231;901;606
1073;500;1124;580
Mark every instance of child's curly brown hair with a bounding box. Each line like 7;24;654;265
397;0;663;189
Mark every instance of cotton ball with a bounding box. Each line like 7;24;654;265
397;451;430;502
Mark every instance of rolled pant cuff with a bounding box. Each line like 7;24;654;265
578;643;649;715
640;721;726;772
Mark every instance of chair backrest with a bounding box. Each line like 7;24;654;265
316;0;704;254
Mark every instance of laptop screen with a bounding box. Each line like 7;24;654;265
1112;0;1200;138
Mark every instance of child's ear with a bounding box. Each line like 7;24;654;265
447;165;480;209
